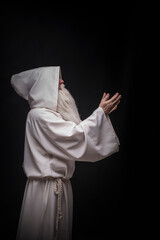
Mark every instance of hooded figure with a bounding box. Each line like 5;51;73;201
11;66;120;240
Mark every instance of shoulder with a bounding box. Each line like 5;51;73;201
27;108;63;125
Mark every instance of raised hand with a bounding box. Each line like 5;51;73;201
99;92;122;115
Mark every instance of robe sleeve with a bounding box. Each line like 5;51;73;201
33;107;120;162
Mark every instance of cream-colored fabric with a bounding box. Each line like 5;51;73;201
16;178;73;240
11;66;120;240
22;106;119;179
11;66;61;111
17;107;119;240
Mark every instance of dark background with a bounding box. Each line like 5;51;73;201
2;2;154;240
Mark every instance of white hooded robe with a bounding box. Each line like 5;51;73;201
11;66;120;240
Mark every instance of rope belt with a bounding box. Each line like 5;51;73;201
53;178;63;240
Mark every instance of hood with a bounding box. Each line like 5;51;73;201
11;66;62;111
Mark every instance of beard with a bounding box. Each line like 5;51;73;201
57;84;82;125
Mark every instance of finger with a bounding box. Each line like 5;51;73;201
116;100;121;106
112;95;122;105
104;93;110;101
108;92;119;103
109;99;121;114
109;105;117;114
102;92;106;98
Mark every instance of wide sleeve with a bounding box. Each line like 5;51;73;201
33;107;120;162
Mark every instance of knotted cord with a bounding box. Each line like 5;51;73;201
53;178;63;240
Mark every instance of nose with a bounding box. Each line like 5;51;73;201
60;79;64;84
59;79;64;89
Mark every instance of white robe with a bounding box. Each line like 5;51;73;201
10;66;120;240
16;106;119;240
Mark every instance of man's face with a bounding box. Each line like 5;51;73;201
59;78;64;90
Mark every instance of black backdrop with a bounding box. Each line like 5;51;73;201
2;2;153;240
